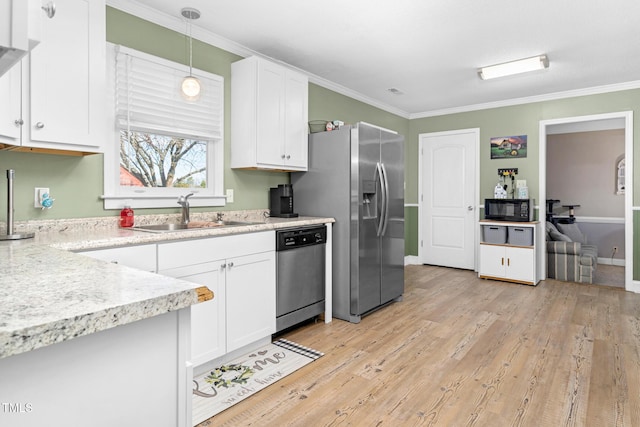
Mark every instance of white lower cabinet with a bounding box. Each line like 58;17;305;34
80;232;276;367
479;244;535;283
478;221;540;286
158;231;276;368
225;251;276;353
159;261;226;365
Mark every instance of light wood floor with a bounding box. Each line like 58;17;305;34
204;265;640;426
594;264;625;289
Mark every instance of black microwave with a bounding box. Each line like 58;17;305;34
484;199;534;222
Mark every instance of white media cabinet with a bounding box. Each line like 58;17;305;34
478;220;540;286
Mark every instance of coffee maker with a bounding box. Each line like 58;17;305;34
269;184;298;218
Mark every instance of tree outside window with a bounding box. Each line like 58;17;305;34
119;130;208;189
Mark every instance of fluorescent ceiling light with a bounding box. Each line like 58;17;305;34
478;55;549;80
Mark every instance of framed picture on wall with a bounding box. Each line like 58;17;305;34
490;135;527;159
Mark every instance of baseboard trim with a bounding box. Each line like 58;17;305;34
628;280;640;294
598;257;626;266
405;255;420;265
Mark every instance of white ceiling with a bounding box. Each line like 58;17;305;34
116;0;640;118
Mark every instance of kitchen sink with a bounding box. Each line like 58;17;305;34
131;221;259;233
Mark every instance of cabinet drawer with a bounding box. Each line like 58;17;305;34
158;231;274;270
79;244;157;272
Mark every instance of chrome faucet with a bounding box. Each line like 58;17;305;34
216;212;224;223
177;193;194;225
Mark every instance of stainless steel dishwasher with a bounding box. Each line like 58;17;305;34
275;225;326;333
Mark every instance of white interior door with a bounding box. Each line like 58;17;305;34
419;129;478;269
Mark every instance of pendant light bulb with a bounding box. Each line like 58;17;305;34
181;76;201;100
180;7;201;101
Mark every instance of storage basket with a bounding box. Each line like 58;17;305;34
482;225;507;244
308;120;328;133
507;226;533;246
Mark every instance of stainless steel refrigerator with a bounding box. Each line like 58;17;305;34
292;122;404;323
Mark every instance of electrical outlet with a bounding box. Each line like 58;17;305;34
226;189;234;203
34;187;49;208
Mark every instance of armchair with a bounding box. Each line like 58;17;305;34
546;221;597;284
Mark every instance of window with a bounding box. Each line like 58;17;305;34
102;43;225;209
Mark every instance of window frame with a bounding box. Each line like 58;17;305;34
102;43;225;210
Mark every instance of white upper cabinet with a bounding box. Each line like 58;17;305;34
231;56;308;171
0;64;21;144
0;0;106;154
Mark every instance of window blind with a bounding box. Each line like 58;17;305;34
114;45;223;141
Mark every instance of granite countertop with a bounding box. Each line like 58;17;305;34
0;211;334;359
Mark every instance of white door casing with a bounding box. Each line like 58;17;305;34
419;128;479;269
539;111;634;291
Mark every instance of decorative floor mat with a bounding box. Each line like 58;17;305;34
192;339;323;425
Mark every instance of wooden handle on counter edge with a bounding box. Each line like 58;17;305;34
196;286;214;302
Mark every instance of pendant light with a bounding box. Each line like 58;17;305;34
181;7;201;101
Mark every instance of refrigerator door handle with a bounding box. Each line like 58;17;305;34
380;162;390;236
375;162;386;237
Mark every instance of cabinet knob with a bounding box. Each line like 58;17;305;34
35;122;45;129
42;2;56;18
228;262;234;268
281;154;286;159
221;263;226;269
14;119;23;127
286;155;291;160
468;205;473;211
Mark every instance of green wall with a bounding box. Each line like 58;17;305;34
405;90;640;281
2;7;639;275
407;90;640;205
0;7;406;223
308;84;409;138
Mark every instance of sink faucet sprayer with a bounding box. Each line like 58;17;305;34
177;193;194;225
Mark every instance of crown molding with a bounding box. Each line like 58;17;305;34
107;1;640;122
106;0;410;119
410;80;640;119
106;0;254;58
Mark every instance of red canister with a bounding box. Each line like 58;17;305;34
120;206;134;228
